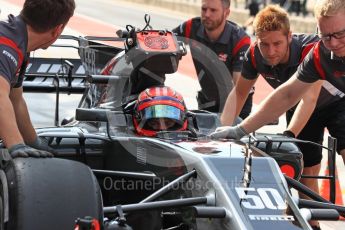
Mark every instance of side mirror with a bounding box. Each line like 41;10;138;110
75;108;127;127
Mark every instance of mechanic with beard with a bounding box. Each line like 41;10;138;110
220;5;325;229
172;0;253;119
0;0;75;158
212;0;345;217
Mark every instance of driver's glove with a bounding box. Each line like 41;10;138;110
27;136;56;154
210;125;248;140
9;143;54;158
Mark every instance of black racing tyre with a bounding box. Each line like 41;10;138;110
1;158;103;230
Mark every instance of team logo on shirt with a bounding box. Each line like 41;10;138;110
262;73;281;82
333;71;345;78
2;50;18;66
239;51;245;61
218;52;228;62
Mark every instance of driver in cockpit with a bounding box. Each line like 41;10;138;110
132;86;188;137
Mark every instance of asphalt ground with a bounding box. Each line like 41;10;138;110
1;0;344;228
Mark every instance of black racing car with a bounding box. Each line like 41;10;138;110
0;17;343;230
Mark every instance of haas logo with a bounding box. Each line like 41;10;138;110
218;52;228;62
144;36;169;50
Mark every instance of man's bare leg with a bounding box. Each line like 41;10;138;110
299;164;322;229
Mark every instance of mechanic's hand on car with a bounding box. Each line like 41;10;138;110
9;143;54;158
27;136;56;154
210;125;248;140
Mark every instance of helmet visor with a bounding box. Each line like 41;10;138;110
142;104;183;121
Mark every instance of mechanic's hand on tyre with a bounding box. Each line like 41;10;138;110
9;143;54;158
210;125;248;140
27;136;56;154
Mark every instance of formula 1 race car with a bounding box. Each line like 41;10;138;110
0;16;344;230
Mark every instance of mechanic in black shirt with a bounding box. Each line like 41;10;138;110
172;0;253;119
221;5;321;127
0;0;75;158
220;8;324;227
212;0;345;189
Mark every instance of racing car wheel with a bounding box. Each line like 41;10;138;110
0;157;103;230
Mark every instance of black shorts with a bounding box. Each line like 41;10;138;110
286;98;345;167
